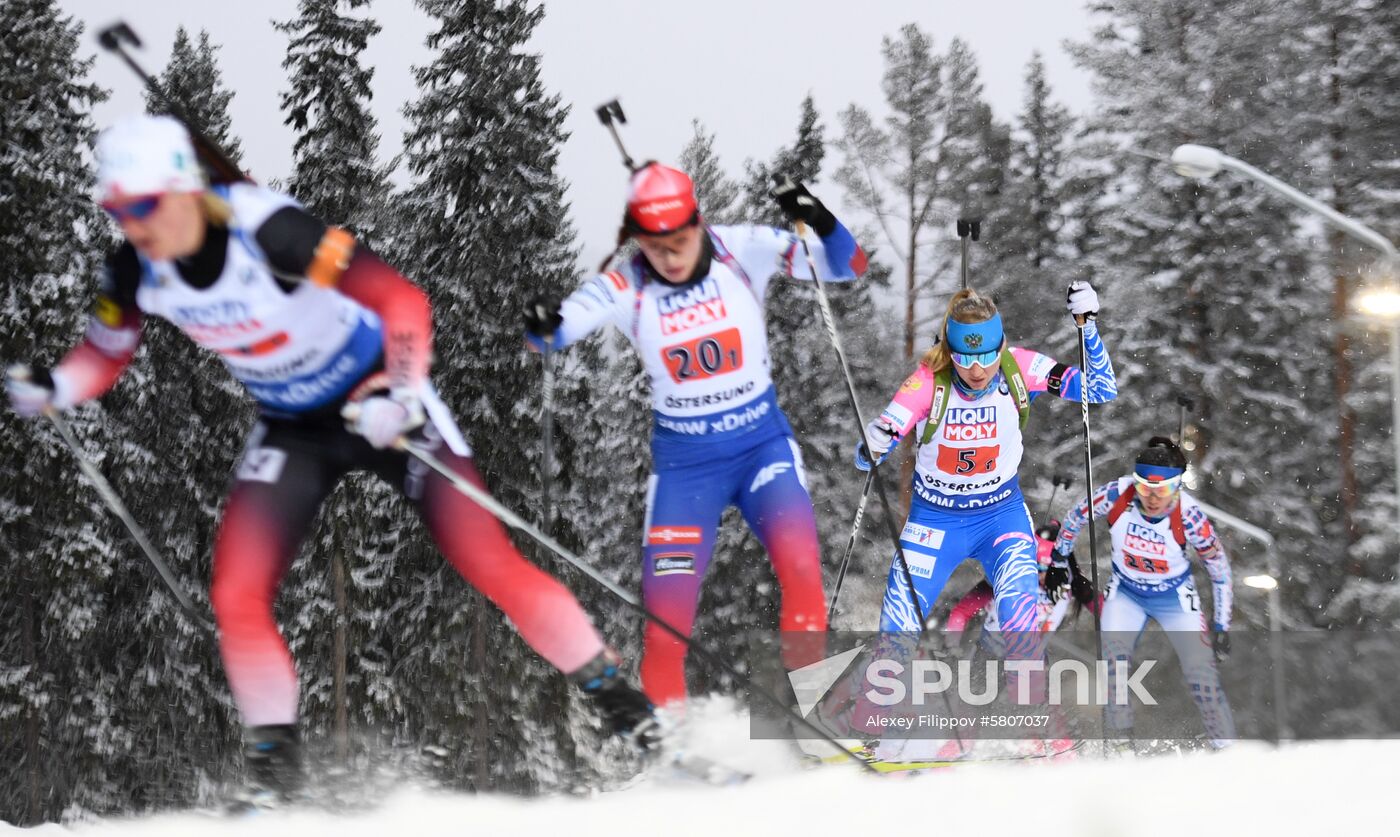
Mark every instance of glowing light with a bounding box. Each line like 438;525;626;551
1243;574;1278;591
1356;289;1400;320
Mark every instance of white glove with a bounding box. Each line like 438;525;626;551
345;389;425;449
1066;281;1100;319
863;417;900;457
6;364;57;418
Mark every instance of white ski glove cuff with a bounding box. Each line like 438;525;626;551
349;388;425;449
1066;281;1100;318
5;364;75;417
864;417;900;457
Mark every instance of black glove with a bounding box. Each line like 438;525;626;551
1067;555;1097;607
1212;627;1231;663
524;295;563;339
770;175;837;236
1043;562;1070;604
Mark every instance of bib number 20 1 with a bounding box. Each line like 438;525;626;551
662;327;743;383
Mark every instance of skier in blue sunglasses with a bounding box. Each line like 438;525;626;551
847;284;1115;744
1054;436;1236;749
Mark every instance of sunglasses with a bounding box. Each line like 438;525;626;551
950;349;1000;370
102;194;163;223
1134;474;1182;498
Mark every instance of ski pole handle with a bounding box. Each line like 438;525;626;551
6;362;60;419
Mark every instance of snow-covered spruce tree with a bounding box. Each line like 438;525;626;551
932;36;1014;303
982;52;1083;523
276;0;394;243
835;24;948;367
1291;0;1400;621
392;0;584;794
679;120;743;226
273;0;405;769
143;27;244;168
835;30;1014;513
0;0;125;824
1068;0;1328;630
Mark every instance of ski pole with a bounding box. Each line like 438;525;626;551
791;219;925;628
1074;310;1107;749
790;218;966;753
595;99;638;173
540;337;555;534
1073;320;1103;641
96;21;247;185
37;402;213;633
395;438;880;774
826;469;874;621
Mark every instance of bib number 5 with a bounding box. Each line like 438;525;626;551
936;444;1000;475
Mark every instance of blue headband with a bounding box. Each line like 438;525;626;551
945;312;1004;355
1135;462;1185;482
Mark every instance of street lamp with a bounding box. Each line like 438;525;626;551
1357;289;1400;319
1173;143;1400;548
1242;574;1279;591
1171;144;1400;263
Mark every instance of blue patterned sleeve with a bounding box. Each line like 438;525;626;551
1053;479;1120;556
1053;322;1117;404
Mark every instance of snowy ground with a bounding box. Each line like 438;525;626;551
6;700;1390;837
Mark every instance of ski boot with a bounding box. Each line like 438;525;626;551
229;724;304;813
572;650;662;752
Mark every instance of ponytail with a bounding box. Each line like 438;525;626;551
200;190;233;227
597;217;632;272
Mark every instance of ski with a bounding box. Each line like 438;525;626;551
666;751;753;786
811;738;1085;773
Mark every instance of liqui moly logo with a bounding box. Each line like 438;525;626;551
657;279;727;335
943;406;997;441
1124;522;1167;555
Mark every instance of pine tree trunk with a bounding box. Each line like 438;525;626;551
472;604;489;790
901;195;920;512
332;549;350;761
22;570;40;825
1329;23;1360;559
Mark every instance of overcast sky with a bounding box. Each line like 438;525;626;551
63;0;1096;269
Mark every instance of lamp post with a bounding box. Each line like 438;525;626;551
1170;144;1400;262
1356;289;1400;553
1173;143;1400;546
